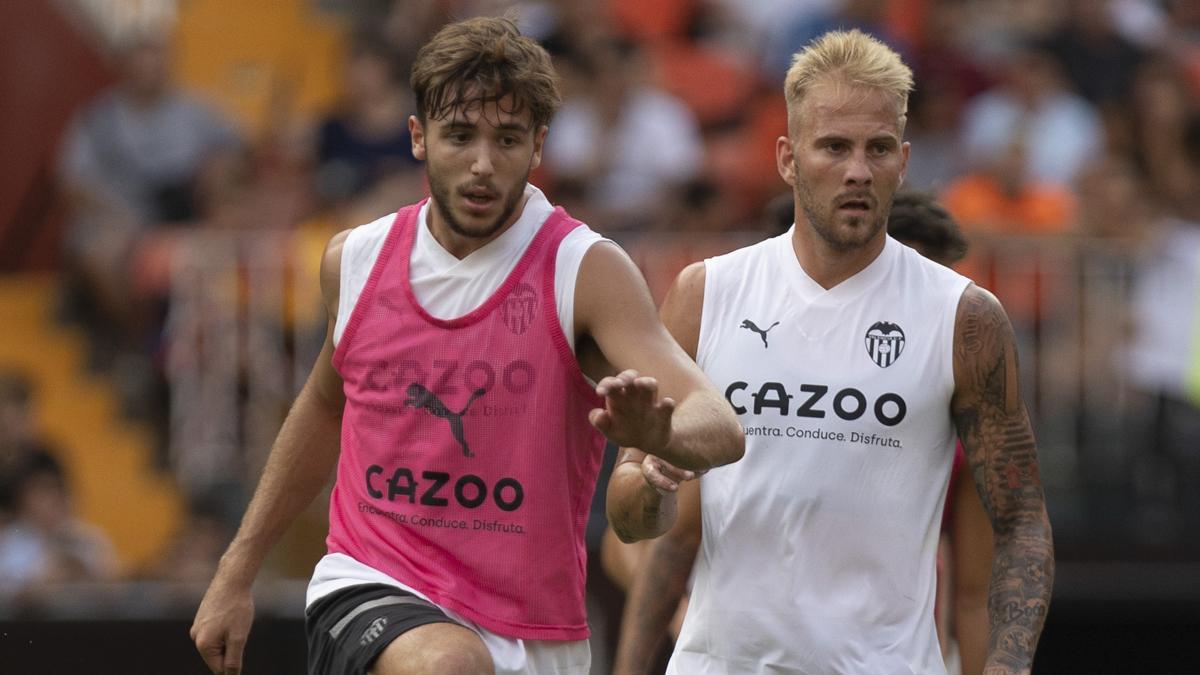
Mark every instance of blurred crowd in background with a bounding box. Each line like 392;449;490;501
0;0;1198;642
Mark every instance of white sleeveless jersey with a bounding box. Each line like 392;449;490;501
669;231;971;675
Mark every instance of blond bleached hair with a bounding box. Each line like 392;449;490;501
784;29;913;121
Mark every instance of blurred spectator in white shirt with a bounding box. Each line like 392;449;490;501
960;41;1104;188
544;36;703;231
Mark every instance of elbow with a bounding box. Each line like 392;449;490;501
729;426;746;462
710;424;745;467
612;525;645;545
610;518;658;544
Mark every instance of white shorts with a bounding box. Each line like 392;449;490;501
308;553;591;675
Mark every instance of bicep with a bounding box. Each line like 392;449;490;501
658;262;705;359
950;285;1044;534
576;244;712;400
310;231;349;410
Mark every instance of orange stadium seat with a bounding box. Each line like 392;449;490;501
609;0;697;43
173;0;346;140
649;40;759;128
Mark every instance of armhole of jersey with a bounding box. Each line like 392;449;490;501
554;226;608;355
334;217;394;347
943;277;973;398
695;258;718;371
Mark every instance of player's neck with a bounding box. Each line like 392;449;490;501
425;193;529;259
789;225;886;290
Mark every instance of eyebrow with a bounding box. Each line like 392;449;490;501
443;120;531;133
813;134;898;146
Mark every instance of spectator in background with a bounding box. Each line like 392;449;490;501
57;24;243;367
0;452;117;587
544;35;703;231
0;371;61;525
147;492;235;584
1123;114;1200;534
903;83;968;193
1072;155;1155;496
1045;0;1147;110
940;131;1076;370
314;33;425;221
762;0;907;84
959;40;1103;189
1129;58;1199;209
902;1;993;192
940;133;1076;238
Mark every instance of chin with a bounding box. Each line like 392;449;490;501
454;213;507;239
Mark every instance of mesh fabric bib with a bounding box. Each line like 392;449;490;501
329;200;605;640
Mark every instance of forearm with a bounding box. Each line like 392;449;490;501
218;382;343;585
655;389;743;471
613;531;697;674
607;459;677;543
984;514;1054;675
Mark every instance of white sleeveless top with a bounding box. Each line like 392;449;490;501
670;231;971;675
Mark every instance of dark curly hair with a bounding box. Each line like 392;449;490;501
886;190;969;265
410;16;561;128
765;189;969;267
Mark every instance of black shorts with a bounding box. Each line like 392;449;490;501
305;583;461;675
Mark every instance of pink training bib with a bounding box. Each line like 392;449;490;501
329;200;605;640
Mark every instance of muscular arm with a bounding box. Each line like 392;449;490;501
577;249;741;472
191;231;349;674
604;262;716;541
950;285;1054;675
612;477;702;675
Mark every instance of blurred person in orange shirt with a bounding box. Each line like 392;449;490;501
940;134;1076;337
940;135;1075;237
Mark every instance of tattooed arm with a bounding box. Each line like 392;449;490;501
950;285;1054;675
611;477;701;675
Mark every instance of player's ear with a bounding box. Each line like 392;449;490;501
410;115;427;161
777;136;796;186
530;124;549;170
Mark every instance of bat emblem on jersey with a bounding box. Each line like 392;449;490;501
501;282;538;335
865;321;905;368
404;384;487;456
740;319;780;348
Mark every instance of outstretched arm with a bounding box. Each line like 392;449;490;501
190;232;349;675
950;285;1054;675
603;261;726;542
577;249;741;472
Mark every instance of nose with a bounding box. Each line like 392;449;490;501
844;150;873;186
471;142;494;178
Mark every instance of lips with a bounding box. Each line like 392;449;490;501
461;186;498;213
837;196;873;212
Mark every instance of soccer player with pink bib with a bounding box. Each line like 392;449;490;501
190;17;744;675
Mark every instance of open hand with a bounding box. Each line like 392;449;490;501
589;369;674;452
